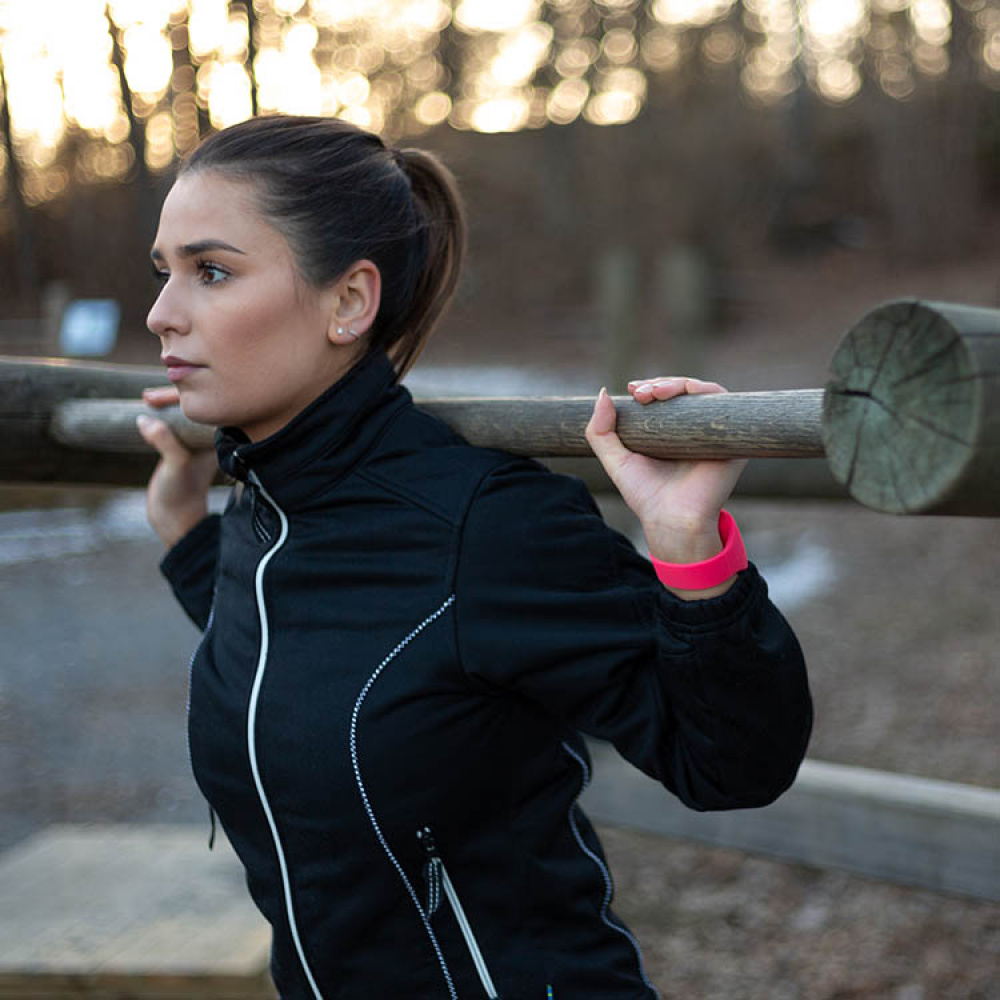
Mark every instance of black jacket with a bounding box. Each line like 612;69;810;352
161;351;812;1000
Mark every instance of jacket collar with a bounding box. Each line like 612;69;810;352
215;350;408;509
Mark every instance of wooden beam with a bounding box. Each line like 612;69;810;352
3;297;999;515
0;356;825;489
582;742;1000;902
823;299;1000;515
0;356;164;486
49;391;827;460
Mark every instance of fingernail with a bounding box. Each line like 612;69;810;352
636;384;652;394
136;415;153;431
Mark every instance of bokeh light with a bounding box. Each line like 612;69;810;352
455;0;539;34
0;1;995;202
651;0;735;27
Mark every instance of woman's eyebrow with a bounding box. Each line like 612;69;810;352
150;239;248;261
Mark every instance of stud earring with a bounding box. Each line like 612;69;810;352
336;326;360;341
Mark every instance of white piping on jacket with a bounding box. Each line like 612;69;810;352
438;858;499;998
350;595;458;1000
560;740;659;999
246;472;326;1000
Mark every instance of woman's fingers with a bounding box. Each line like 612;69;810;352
627;376;726;403
142;385;180;408
136;414;193;465
135;390;215;550
585;388;634;489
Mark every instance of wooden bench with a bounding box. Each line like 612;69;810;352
0;825;275;999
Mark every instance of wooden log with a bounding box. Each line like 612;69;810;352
53;399;215;454
49;391;827;460
0;356;164;486
823;300;1000;515
5;296;1000;516
2;355;822;488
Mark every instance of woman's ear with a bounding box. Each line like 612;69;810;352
327;260;381;346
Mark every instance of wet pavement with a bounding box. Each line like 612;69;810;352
0;490;206;853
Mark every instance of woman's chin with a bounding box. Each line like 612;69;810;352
177;395;231;429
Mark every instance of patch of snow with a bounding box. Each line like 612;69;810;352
755;542;838;612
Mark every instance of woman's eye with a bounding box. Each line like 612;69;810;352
151;265;169;284
198;262;230;285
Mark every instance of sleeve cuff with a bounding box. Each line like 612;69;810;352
656;561;761;629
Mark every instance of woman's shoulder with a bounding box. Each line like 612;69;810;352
362;398;596;527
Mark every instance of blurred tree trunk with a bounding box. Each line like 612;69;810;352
0;54;40;303
106;5;157;240
241;0;259;117
169;13;211;144
867;7;982;259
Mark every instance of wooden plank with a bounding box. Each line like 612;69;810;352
581;743;1000;902
0;825;275;998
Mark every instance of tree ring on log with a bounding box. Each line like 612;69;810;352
823;299;1000;516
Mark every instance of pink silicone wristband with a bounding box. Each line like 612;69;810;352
650;510;748;591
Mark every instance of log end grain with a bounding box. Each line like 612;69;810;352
823;300;1000;516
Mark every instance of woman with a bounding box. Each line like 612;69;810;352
138;115;811;999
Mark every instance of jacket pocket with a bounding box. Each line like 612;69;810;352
418;826;499;999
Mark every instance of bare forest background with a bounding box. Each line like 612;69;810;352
2;4;1000;996
1;0;999;376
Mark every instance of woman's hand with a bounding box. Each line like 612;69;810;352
136;386;217;550
585;377;747;595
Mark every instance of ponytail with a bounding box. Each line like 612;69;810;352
389;147;467;376
180;116;467;379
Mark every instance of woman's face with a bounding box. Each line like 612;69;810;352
148;171;353;441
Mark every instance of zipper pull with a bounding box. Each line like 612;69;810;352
231;449;250;482
417;826;443;917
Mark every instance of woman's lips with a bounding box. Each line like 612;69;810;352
165;364;202;383
162;357;204;383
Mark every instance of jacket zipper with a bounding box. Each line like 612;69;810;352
418;826;499;999
245;469;326;1000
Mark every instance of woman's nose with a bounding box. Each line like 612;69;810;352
146;281;190;338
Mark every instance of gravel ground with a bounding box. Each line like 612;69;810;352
601;826;1000;1000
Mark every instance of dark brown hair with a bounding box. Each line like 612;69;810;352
181;115;466;376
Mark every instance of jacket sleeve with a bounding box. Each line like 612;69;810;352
452;460;812;812
159;513;221;631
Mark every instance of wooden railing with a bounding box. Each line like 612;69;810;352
2;299;998;514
